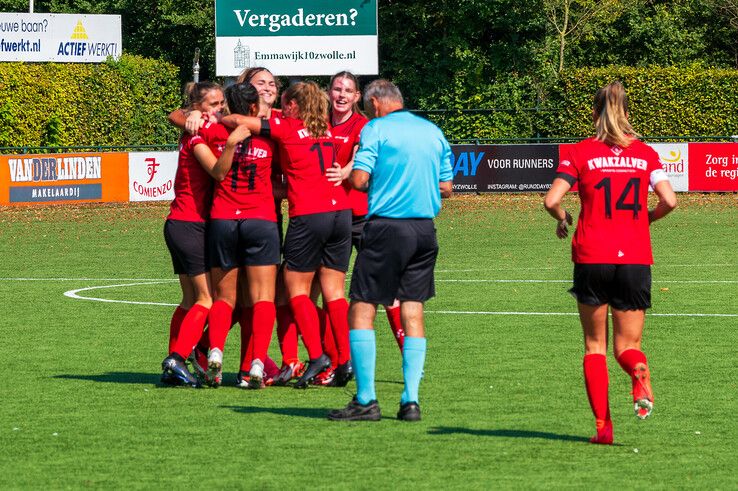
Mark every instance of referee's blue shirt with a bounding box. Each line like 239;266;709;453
353;110;453;219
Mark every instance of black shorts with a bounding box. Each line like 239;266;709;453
283;209;352;272
163;219;208;276
352;215;367;252
349;217;438;305
275;198;285;251
569;263;651;310
208;219;281;270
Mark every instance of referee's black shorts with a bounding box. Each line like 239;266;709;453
208;219;281;270
163;219;209;276
351;215;367;252
349;217;438;305
283;209;352;272
569;263;652;310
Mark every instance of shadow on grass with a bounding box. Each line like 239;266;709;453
54;372;163;384
53;371;251;387
222;405;329;419
375;379;404;385
428;427;596;443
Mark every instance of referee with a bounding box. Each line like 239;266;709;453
328;80;453;422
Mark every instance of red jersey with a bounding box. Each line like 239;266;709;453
198;122;277;221
556;137;667;265
331;111;369;217
167;132;213;222
266;115;350;217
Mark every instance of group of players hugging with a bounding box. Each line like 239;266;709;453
160;68;403;390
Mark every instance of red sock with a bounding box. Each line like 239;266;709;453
385;305;405;351
289;295;323;359
196;328;209;355
264;356;280;379
168;306;188;354
319;306;338;367
276;305;299;365
191;328;209;369
239;307;254;372
616;348;648;375
171;304;209;359
208;300;234;352
326;299;350;364
583;354;611;425
251;301;276;364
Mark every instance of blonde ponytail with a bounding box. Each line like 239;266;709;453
282;81;329;137
593;81;639;147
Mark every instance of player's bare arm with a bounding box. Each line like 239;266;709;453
544;177;574;239
648;180;677;224
439;180;453;198
349;169;370;192
205;124;252;181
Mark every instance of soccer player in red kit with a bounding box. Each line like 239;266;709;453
176;68;296;385
544;81;677;444
223;81;351;388
194;83;281;389
161;81;225;387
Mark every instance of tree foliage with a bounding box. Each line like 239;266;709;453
2;0;738;141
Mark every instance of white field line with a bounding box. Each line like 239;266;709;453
435;279;738;284
60;282;738;318
425;310;738;318
0;277;178;282
4;276;735;284
63;282;177;307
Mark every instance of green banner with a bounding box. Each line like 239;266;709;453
216;0;377;37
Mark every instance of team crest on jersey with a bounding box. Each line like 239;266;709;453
610;145;623;156
560;159;571;167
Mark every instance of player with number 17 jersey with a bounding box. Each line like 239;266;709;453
556;137;667;265
198;121;277;221
265;116;349;217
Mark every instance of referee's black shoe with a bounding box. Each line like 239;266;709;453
397;401;421;422
330;360;354;387
294;353;331;389
328;396;381;421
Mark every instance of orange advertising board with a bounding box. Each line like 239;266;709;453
0;152;129;205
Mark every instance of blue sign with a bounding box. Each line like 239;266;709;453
10;183;102;202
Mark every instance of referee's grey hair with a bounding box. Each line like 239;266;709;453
363;79;404;107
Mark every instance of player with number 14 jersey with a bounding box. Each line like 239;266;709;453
556;138;667;265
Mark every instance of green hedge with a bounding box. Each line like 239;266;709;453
417;75;544;140
2;60;735;145
551;65;738;139
422;65;738;140
0;54;181;147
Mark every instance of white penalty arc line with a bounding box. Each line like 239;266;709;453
63;281;177;307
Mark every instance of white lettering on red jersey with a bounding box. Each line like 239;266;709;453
556;137;669;264
198;122;277;221
267;116;350;217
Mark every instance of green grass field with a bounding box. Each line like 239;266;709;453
1;194;736;489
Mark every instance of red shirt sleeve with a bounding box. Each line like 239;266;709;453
556;145;579;182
